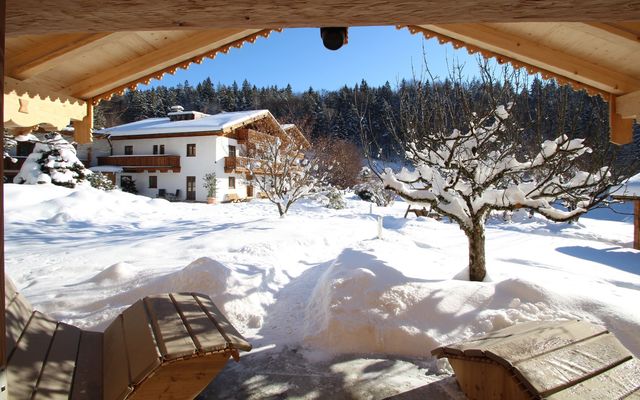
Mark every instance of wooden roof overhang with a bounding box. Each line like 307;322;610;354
3;2;640;145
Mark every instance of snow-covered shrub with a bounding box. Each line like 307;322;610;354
353;166;396;206
325;188;346;209
87;172;115;191
353;180;396;206
13;133;90;188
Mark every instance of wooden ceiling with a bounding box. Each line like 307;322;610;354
5;0;640;35
3;1;640;144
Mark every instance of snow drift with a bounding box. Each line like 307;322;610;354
303;248;640;358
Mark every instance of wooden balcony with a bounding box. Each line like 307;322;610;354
97;155;181;172
224;156;264;174
235;128;277;146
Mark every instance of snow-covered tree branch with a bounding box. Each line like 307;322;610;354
247;124;324;217
365;62;634;282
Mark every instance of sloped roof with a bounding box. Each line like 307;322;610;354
615;173;640;198
97;110;272;137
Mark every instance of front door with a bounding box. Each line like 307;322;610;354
247;185;254;197
186;176;196;201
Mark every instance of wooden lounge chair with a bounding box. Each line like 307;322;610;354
4;277;251;400
432;320;640;400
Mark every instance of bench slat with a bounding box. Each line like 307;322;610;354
171;293;227;353
547;358;640;400
515;333;632;396
103;315;133;400
483;320;606;365
5;278;18;303
33;322;82;400
194;293;251;352
7;311;57;400
71;331;103;400
145;294;196;360
5;293;34;357
122;300;161;384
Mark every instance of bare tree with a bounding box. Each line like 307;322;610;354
313;136;363;189
366;63;631;282
247;122;323;217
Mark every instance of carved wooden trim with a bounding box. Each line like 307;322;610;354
92;29;281;105
401;25;609;98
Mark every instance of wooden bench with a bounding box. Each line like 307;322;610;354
5;278;251;400
225;193;241;203
432;320;640;400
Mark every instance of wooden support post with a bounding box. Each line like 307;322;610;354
609;94;634;145
72;102;93;144
1;0;7;373
635;200;640;251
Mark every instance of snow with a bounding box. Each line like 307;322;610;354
616;172;640;198
4;183;640;398
89;165;124;173
95;110;273;137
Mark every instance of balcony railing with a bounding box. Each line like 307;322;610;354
97;155;181;172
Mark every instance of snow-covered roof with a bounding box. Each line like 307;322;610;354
95;110;271;137
615;173;640;198
90;165;124;173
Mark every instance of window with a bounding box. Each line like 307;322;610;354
153;145;158;155
229;145;237;158
228;177;236;189
159;144;165;154
17;142;35;157
124;145;133;155
149;176;157;189
186;143;196;157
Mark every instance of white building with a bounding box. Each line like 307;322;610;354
93;107;305;202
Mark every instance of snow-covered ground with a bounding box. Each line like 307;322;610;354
4;183;640;399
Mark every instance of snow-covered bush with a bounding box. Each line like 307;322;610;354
353;167;395;206
87;172;115;191
325;188;346;209
13;133;90;188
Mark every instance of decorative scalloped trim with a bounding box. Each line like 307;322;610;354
91;29;282;105
399;25;608;98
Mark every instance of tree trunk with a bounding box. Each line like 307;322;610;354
466;221;486;282
277;202;285;217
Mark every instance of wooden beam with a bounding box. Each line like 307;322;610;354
586;23;640;44
635;200;640;251
1;0;7;372
6;32;114;80
4;76;87;130
66;29;258;99
419;23;640;95
610;94;634;145
616;90;640;119
6;1;640;36
72;103;93;144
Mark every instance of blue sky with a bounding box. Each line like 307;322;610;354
140;26;480;92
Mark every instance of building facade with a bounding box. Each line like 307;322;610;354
93;107;303;202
